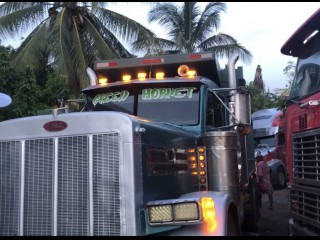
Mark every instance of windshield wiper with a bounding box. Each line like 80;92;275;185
287;99;301;105
257;144;269;148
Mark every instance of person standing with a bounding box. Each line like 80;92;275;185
256;155;274;213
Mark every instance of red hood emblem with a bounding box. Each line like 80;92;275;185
43;120;67;132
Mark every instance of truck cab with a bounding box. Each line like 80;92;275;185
0;51;257;236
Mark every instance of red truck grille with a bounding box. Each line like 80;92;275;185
292;129;320;184
290;185;320;234
291;129;320;234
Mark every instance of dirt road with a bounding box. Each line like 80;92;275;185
254;187;290;236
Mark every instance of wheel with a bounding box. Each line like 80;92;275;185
276;166;287;189
227;207;240;236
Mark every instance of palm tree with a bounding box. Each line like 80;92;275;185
131;2;252;63
0;2;156;92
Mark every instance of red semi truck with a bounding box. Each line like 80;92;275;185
252;108;287;189
281;8;320;236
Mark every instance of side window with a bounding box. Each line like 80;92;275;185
206;92;224;130
206;92;214;128
297;64;320;98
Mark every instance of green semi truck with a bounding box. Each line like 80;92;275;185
0;51;258;236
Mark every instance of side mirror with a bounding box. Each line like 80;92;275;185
0;92;12;107
234;91;251;125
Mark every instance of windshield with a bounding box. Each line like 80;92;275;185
91;86;200;125
289;51;320;100
254;136;276;148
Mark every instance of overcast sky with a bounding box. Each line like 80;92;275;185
1;2;319;92
108;2;319;92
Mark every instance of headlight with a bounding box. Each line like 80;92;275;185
149;205;173;223
148;201;200;225
173;202;199;221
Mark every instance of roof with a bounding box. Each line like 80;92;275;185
281;8;320;57
252;108;283;129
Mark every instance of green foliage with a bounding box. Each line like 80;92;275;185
248;82;266;112
132;2;252;64
42;73;77;107
11;66;42;117
0;2;154;92
283;60;295;89
0;42;80;121
248;82;287;113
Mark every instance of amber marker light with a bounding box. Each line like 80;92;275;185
200;178;206;184
187;70;197;77
200;197;217;233
191;171;198;175
190;163;197;169
98;77;108;85
187;148;196;153
122;75;131;82
240;125;252;136
198;147;205;153
138;72;147;80
199;155;205;161
156;72;165;79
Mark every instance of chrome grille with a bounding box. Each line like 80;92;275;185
292;129;320;184
24;139;54;236
57;136;88;236
0;132;121;236
0;141;20;236
93;133;120;236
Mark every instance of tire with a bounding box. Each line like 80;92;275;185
276;167;287;189
227;208;240;236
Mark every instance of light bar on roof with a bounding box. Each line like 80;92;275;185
96;62;118;69
188;53;213;59
141;58;164;65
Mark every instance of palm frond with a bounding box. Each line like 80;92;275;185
93;6;152;43
86;13;132;59
131;36;176;53
49;8;74;84
198;33;238;49
0;2;48;17
193;2;226;44
0;3;51;40
10;20;50;71
148;3;181;31
70;16;89;90
203;43;252;64
200;2;226;29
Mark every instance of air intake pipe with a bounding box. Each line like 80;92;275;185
227;54;251;126
227;53;239;126
86;67;97;86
